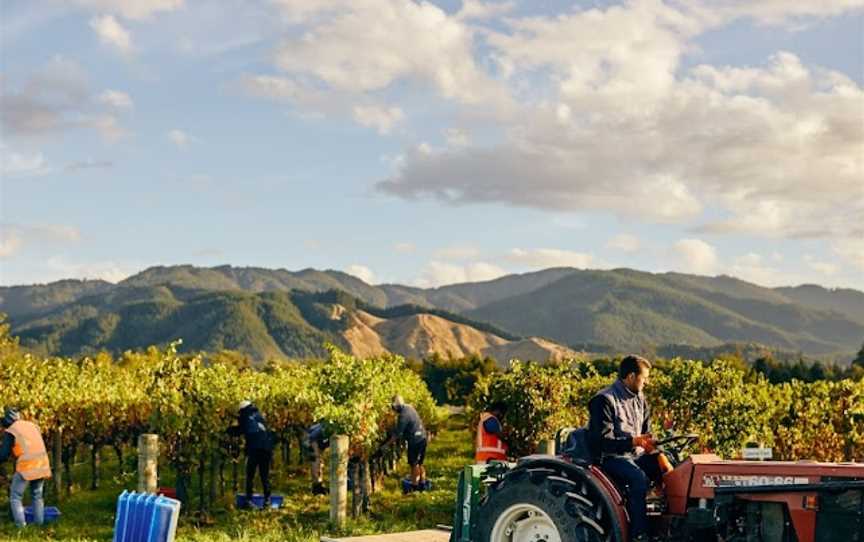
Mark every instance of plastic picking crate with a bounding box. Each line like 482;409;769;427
112;491;181;542
234;493;284;509
24;505;61;524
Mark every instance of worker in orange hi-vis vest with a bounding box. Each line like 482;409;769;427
0;407;51;528
475;401;509;463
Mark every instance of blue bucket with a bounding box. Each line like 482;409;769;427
23;505;61;524
234;493;283;509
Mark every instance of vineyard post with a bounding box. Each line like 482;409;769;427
52;430;62;499
360;460;371;513
350;459;361;517
329;435;349;526
90;443;101;489
138;434;159;493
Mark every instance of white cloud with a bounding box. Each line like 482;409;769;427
415;260;506;287
168;129;194;148
433;245;481;260
351;105;404;135
726;252;784;286
0;56;129;139
69;0;184;20
692;0;864;27
34;225;82;242
89;15;133;53
44;257;134;283
268;0;347;24
444;128;470;147
831;238;864;272
0;145;50;177
804;254;839;276
671;238;718;275
0;224;82;259
346;264;376;284
240;74;302;102
0;232;23;258
240;74;405;131
607;234;640;253
98;89;134;109
270;0;510;107
379;22;863;237
393;242;416;254
506;248;597;269
64;159;113;173
456;0;515;21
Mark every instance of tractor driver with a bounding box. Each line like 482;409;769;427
588;355;663;542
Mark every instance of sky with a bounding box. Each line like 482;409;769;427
1;0;862;290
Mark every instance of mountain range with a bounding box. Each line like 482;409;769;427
1;265;862;363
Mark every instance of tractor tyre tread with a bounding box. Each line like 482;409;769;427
475;467;621;542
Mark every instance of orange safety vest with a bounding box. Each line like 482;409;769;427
475;413;508;462
7;421;51;481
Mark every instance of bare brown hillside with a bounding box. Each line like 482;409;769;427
340;308;581;364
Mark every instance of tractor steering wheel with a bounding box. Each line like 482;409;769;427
654;433;699;466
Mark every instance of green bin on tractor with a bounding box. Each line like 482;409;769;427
450;464;488;542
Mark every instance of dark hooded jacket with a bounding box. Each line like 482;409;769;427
228;405;275;453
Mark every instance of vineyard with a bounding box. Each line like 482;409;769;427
0;316;863;540
0;317;442;517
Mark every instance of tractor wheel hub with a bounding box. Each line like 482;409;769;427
490;504;561;542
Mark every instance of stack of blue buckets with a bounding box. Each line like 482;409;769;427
112;491;181;542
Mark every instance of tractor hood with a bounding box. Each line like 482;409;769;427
664;454;864;515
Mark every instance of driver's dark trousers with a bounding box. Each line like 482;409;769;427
602;454;662;538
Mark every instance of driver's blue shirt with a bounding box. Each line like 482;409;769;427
588;379;651;458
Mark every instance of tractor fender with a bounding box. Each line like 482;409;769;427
510;455;629;542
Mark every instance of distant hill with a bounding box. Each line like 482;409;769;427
775;285;864;324
6;285;574;363
2;264;862;359
377;268;577;312
0;279;114;319
467;269;863;356
341;309;578;364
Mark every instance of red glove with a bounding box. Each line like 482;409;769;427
632;434;656;453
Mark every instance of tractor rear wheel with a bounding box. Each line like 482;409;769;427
475;467;621;542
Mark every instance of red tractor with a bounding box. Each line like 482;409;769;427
451;432;864;541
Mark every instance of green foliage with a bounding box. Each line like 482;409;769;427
312;345;442;457
468;360;612;456
854;342;864;368
0;338;440;504
468;357;864;462
650;359;774;457
420;354;500;405
751;355;861;383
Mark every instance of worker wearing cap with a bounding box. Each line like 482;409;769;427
228;400;275;508
0;407;51;528
383;395;428;490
